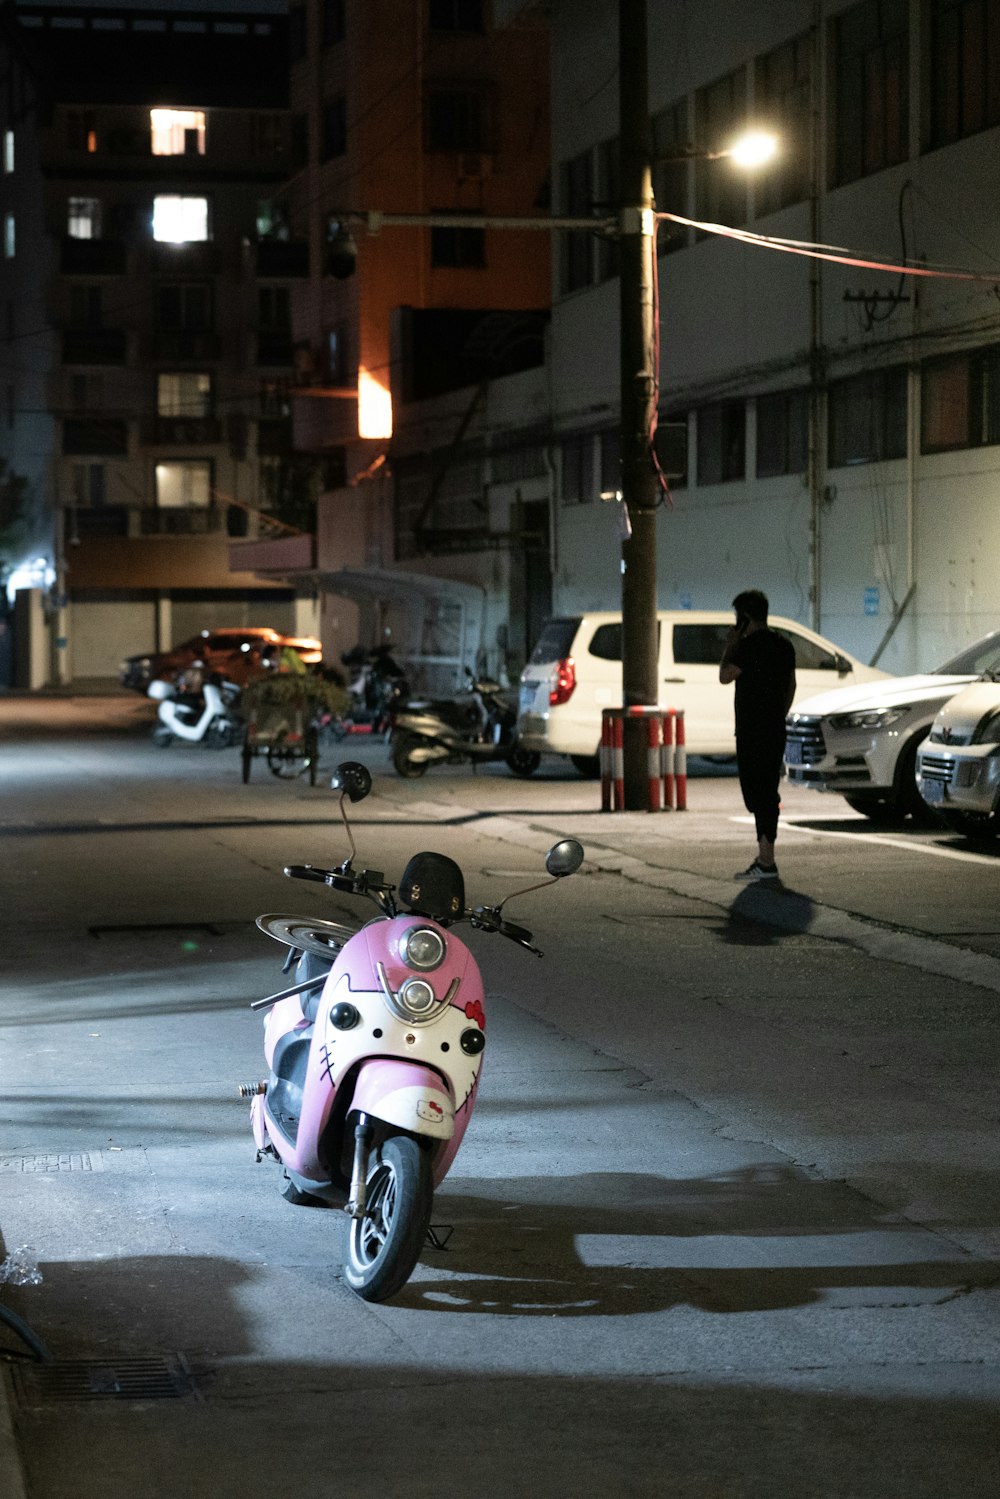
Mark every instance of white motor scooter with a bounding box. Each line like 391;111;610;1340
147;674;242;749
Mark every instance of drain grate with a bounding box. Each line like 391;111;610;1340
12;1355;199;1406
0;1152;102;1173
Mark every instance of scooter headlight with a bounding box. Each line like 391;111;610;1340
400;925;446;971
397;978;437;1018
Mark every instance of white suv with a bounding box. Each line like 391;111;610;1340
517;611;885;773
785;629;1000;823
916;678;1000;840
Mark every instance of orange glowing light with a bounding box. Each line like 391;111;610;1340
358;367;392;440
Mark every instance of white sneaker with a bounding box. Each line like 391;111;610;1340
735;859;779;881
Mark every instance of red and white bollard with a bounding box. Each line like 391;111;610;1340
600;707;686;812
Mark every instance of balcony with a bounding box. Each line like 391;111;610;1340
255;240;309;278
72;506;130;540
152;330;222;361
138;506;229;537
62;418;128;456
147;241;221;275
256;330;294;367
59;238;127;276
141;415;223;446
61;328;127;365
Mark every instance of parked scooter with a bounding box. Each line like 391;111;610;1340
242;760;584;1302
147;670;242;749
390;669;540;778
325;644;409;739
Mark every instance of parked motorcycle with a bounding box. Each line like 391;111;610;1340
147;671;242;749
242;759;584;1302
323;644;408;740
390;670;540;778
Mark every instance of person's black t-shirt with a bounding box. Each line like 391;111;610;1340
730;628;795;739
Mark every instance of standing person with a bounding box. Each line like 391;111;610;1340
719;589;796;881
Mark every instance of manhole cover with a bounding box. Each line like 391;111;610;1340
0;1152;103;1173
12;1355;199;1406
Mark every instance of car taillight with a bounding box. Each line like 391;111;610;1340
549;658;576;706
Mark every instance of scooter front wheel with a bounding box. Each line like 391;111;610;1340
343;1135;432;1302
151;725;174;748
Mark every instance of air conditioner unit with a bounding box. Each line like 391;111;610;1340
455;152;492;181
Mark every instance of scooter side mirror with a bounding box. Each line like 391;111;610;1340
330;761;372;803
545;839;584;878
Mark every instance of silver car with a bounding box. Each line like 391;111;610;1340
785;629;1000;823
916;679;1000;840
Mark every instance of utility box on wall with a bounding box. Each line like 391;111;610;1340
13;588;48;690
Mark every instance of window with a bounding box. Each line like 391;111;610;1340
600;429;620;496
67;197;101;240
595;137;620;281
71;462;106;506
66;110;98;152
695;68;748;229
833;0;909;186
652;99;688;255
697;401;745;483
771;627;840;671
289;3;307;61
152;196;209;243
321;96;347;160
673;623;733;664
430;222;485;268
828;367;907;464
150;109;205;157
256;200;289;241
654;414;689;486
559;149;594;293
2;130;13;174
426;86;488;151
921;346;1000;452
258;286;290;330
756;389;809;477
259;380;290;417
69;285;102;327
325;324;348;383
930;0;1000;147
754;33;811;213
155;460;212;507
252;115;285;159
322;0;346;45
429;0;484;31
157;283;211;330
3;213;14;259
71;373;104;410
560;434;595;504
157;373;211;418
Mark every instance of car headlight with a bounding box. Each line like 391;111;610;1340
973;710;1000;746
400;925;446;971
827;706;911;730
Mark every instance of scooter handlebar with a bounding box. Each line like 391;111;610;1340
283;864;330;884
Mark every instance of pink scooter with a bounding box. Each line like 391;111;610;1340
242;760;584;1302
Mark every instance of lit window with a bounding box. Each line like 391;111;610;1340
157;373;211;418
67;197;101;239
2;131;13;174
358;368;392;439
150;109;206;156
152;196;209;244
3;213;13;258
155;460;212;507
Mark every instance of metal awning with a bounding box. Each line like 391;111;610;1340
305;566;484;609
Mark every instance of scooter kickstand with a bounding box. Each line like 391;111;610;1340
425;1224;453;1251
345;1115;373;1218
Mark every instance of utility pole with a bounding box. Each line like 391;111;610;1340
618;0;659;808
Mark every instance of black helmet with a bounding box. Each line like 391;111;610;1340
329;761;371;803
399;852;465;924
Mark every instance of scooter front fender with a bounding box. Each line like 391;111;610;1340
350;1058;454;1140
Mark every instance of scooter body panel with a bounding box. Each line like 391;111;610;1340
258;916;484;1186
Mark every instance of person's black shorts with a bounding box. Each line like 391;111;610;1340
736;732;785;844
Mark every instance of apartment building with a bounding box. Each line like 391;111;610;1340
0;5;315;686
231;0;551;687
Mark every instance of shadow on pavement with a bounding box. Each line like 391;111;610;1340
716;884;815;946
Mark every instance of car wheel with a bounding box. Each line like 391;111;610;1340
894;730;933;823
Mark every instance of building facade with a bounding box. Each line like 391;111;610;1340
545;0;1000;675
0;5;317;685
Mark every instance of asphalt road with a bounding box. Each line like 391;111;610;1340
2;697;1000;1498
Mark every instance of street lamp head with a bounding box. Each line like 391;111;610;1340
723;129;779;170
